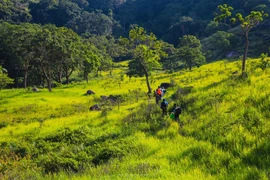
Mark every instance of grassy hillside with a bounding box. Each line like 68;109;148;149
0;59;269;179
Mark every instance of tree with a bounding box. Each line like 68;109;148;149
0;0;32;22
87;35;115;75
33;24;63;92
66;11;113;36
177;35;205;71
80;41;101;83
202;31;236;60
0;66;13;90
56;27;82;84
160;41;176;70
0;22;43;88
214;4;268;75
120;26;167;93
8;23;41;88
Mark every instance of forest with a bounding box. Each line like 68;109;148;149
0;0;270;179
1;0;270;89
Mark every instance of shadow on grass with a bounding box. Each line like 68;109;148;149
121;102;171;136
242;140;270;171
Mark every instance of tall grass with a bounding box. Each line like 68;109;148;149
0;58;269;179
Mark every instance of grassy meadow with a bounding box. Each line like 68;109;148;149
0;59;269;179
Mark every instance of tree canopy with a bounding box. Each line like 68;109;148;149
177;35;206;71
214;4;268;75
120;27;167;93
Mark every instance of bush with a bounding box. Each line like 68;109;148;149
92;147;125;165
38;154;79;173
0;121;8;129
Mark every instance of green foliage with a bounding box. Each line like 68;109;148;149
214;4;268;75
67;11;114;36
0;66;13;89
0;0;270;69
257;53;270;70
0;22;101;89
0;1;270;177
80;41;101;82
0;59;269;179
123;102;170;135
121;26;167;93
177;35;206;70
0;0;32;22
0;121;8;129
202;31;237;60
38;154;80;173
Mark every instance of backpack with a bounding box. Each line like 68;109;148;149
157;88;162;95
160;101;167;109
170;112;175;120
174;107;181;115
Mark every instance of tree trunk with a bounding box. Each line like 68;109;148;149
145;73;151;93
23;62;29;89
24;69;28;89
47;68;52;92
242;32;249;76
141;64;152;93
42;76;45;88
41;65;52;92
63;65;74;85
57;71;62;83
65;72;69;85
15;68;20;88
84;71;89;83
65;69;70;84
46;77;52;92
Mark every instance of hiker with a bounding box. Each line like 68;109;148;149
154;86;162;104
154;92;160;104
174;105;182;125
160;98;168;116
157;86;162;98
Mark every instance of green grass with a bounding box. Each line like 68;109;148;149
0;59;269;179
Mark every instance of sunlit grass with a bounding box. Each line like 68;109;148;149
0;58;269;179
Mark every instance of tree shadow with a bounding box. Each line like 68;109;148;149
242;140;270;171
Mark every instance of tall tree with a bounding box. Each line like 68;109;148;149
177;35;205;71
120;26;167;93
80;41;101;83
9;23;41;88
57;27;82;84
33;24;62;92
214;4;268;75
87;35;126;75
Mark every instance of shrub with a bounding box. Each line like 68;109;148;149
38;154;79;173
92;147;125;165
0;121;8;129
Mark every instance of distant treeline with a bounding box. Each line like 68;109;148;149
1;0;270;89
1;0;270;46
1;0;270;54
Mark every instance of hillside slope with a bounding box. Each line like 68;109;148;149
0;59;269;179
